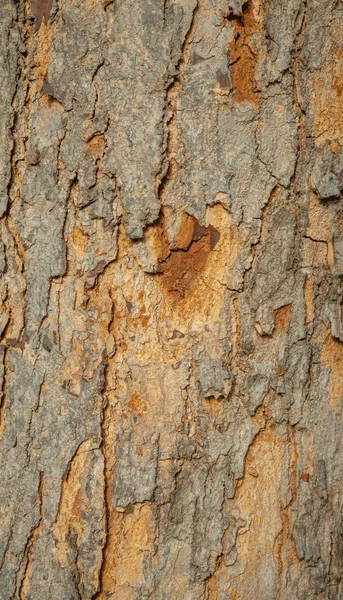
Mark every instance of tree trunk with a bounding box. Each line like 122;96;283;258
1;0;343;598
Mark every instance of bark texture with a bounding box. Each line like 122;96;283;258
1;0;343;598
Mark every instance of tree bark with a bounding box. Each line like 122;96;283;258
1;0;343;598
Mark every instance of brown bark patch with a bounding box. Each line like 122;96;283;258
228;0;264;108
32;0;53;31
216;69;230;89
157;213;220;298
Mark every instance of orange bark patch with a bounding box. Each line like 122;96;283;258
228;0;264;107
313;49;343;147
207;572;219;599
274;304;292;333
156;213;220;299
321;327;343;410
224;424;286;599
30;23;53;96
202;396;228;429
97;503;155;600
85;134;106;160
72;226;89;254
163;204;245;328
306;194;332;243
127;393;147;415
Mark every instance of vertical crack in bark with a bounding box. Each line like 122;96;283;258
17;472;45;599
292;0;308;187
158;0;200;204
274;424;299;599
0;348;9;438
1;2;28;346
241;184;281;294
92;311;115;600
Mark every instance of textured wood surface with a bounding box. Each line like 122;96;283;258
1;0;343;598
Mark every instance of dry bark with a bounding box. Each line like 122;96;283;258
1;0;343;598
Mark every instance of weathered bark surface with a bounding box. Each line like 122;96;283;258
1;0;343;598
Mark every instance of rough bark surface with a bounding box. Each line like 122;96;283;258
1;0;343;598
